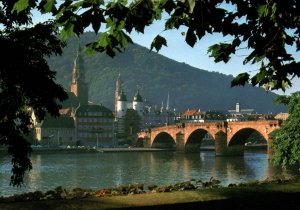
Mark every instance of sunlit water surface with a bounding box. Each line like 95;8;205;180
0;150;298;197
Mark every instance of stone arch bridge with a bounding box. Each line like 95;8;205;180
138;120;279;156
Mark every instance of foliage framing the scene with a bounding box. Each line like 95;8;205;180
271;92;300;168
0;1;67;186
13;0;300;91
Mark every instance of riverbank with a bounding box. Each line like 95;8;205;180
96;148;168;153
25;147;169;154
1;145;267;154
1;177;300;210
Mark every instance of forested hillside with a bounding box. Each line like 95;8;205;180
48;32;286;113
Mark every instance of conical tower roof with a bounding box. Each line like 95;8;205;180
133;89;143;102
118;89;127;101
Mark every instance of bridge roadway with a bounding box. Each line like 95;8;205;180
138;120;279;157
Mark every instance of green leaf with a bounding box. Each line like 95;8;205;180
99;33;109;47
60;23;75;41
42;0;57;13
257;4;267;18
150;35;167;52
12;0;29;13
232;37;241;47
251;62;267;86
186;28;197;47
207;43;233;63
231;73;250;87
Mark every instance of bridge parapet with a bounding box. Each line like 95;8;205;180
150;125;178;133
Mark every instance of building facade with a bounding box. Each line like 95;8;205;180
74;104;115;147
35;116;76;147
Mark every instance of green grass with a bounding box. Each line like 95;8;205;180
1;182;300;210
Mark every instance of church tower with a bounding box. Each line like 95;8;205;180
116;88;127;140
133;88;143;116
115;73;121;116
70;48;88;105
117;88;127;118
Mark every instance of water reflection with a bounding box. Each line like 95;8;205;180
0;151;298;197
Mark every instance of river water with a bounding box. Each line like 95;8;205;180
0;150;298;197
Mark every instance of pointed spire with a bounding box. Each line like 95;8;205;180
118;87;127;101
73;47;79;69
133;85;143;102
70;45;89;105
115;73;121;114
72;46;85;83
166;92;170;111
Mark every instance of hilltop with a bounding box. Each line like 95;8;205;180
48;32;286;113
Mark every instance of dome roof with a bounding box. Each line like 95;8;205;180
133;89;143;102
118;89;127;101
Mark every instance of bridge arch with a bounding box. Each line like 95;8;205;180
185;129;214;152
229;128;267;146
227;128;267;155
152;132;176;149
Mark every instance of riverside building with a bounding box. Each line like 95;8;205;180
32;48;115;147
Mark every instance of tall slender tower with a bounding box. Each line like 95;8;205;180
70;48;88;105
166;92;170;111
115;73;121;116
117;88;127;118
236;102;240;113
116;88;127;139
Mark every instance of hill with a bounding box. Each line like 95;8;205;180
47;32;286;113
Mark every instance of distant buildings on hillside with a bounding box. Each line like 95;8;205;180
29;49;288;148
113;74;176;144
31;49;115;148
174;103;278;124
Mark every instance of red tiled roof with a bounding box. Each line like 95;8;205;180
183;109;198;116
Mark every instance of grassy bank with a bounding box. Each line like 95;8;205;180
1;179;300;210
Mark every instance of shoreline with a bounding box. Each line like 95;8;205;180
1;144;267;154
1;177;299;210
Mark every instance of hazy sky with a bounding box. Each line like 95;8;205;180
32;9;300;95
129;19;300;96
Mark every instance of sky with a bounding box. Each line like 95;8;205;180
32;8;300;96
128;19;300;96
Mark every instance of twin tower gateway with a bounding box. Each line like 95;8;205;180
114;73;144;143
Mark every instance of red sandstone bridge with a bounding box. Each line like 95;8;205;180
138;120;279;156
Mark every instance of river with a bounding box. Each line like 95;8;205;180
0;150;298;197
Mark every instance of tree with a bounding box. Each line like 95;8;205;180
271;92;300;168
0;2;67;186
2;0;300;185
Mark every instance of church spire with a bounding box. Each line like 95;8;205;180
70;47;88;105
133;85;143;102
166;92;170;111
72;46;85;83
115;73;121;114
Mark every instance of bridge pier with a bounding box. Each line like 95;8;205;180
143;136;151;148
214;131;244;156
215;131;228;156
176;132;185;153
